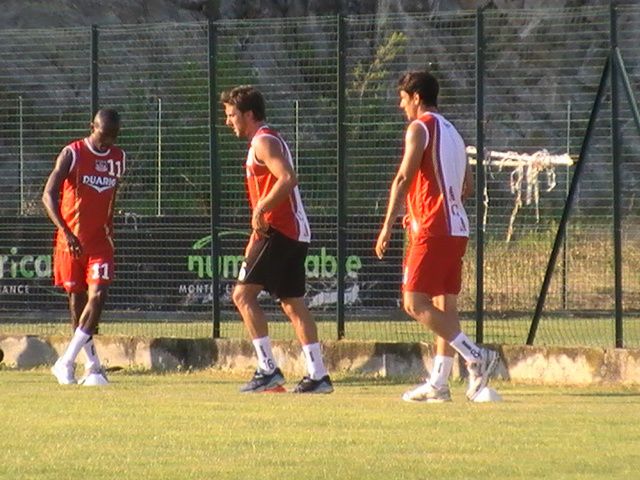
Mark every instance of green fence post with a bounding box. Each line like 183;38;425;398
610;3;623;348
475;7;485;344
208;19;221;338
615;48;640;134
527;56;611;345
90;25;99;117
336;14;347;340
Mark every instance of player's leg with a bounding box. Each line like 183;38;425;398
74;283;110;384
403;291;460;338
280;297;317;345
404;295;496;401
402;295;453;402
55;283;109;383
68;291;87;331
276;234;332;393
443;239;499;400
51;248;85;384
403;237;497;400
79;283;108;335
280;297;332;393
75;252;116;385
67;290;101;380
431;295;456;389
233;283;285;392
234;232;285;392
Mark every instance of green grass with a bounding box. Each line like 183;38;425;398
2;316;640;347
1;370;639;480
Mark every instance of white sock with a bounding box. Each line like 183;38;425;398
302;343;328;380
60;328;90;365
449;332;483;363
252;336;277;374
82;336;101;371
429;355;454;389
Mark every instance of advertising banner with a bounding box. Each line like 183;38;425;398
0;216;402;314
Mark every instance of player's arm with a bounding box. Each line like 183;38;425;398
42;148;82;257
375;121;425;259
252;135;298;233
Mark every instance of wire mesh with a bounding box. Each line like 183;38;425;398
343;11;478;342
482;7;617;346
0;26;90;330
0;6;639;346
216;17;340;338
617;4;640;347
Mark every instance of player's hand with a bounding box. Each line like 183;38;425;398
252;205;269;236
64;230;82;258
375;226;392;260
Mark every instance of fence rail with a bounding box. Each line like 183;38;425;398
1;5;639;347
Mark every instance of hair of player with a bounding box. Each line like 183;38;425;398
94;108;121;130
220;86;266;121
397;71;439;107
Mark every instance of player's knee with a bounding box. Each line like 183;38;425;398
280;301;294;317
404;300;432;323
88;288;107;306
403;301;419;318
232;286;250;309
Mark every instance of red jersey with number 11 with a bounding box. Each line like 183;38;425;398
56;138;126;254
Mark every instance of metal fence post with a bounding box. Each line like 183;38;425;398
562;100;571;310
19;96;24;216
615;48;640;135
610;3;623;348
208;19;221;338
527;56;611;345
90;25;99;117
475;7;485;344
336;14;347;340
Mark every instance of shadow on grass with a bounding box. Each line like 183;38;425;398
565;391;640;398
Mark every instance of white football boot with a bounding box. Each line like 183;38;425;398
466;348;499;401
51;360;76;385
402;382;451;403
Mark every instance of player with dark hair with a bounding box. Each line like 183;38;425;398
43;108;124;386
221;85;333;394
376;71;499;402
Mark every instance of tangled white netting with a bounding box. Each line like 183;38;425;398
466;146;574;241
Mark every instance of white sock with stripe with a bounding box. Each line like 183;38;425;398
449;332;483;363
60;328;90;365
82;336;101;372
252;336;277;374
429;355;454;389
302;343;328;380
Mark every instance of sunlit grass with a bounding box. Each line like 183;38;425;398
1;369;639;480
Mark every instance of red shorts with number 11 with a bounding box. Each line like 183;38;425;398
54;245;114;293
403;236;468;296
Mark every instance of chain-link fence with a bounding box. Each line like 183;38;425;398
1;6;639;346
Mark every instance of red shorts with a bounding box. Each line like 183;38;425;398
54;245;114;293
403;236;468;296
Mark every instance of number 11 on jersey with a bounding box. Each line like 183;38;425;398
107;159;122;178
91;262;110;280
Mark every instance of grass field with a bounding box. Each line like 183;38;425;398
1;369;640;480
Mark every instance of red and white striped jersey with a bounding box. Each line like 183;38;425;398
56;138;126;254
245;125;311;243
405;112;469;241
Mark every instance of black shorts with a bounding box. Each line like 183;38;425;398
237;227;308;299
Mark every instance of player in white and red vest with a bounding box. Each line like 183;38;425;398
43;109;124;386
221;85;332;394
376;71;499;402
